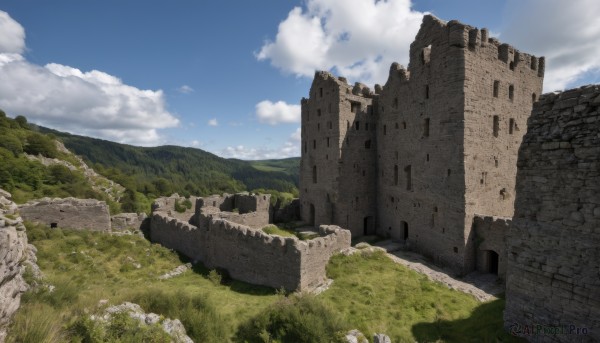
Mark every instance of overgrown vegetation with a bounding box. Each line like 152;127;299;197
0;113;119;208
262;223;319;240
10;223;519;342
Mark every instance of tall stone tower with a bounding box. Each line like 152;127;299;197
300;15;544;274
299;72;377;237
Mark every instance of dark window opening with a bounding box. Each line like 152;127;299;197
317;123;320;131
487;250;499;274
364;140;371;149
319;88;323;97
447;169;451;177
394;165;399;186
355;121;360;130
425;85;429;99
403;122;407;129
453;247;458;253
509;118;515;134
402;221;409;240
328;121;332;129
423;118;430;137
509;85;514;101
351;101;361;113
426;153;430;162
327;137;330;147
532;93;537;103
493;115;499;137
367;105;373;115
394;97;398;109
493;80;499;97
509;61;514;70
317;109;322;116
347;121;350;129
390;197;394;203
313;139;316;149
366;123;369;130
50;223;58;229
312;166;317;183
383;125;387;135
405;165;412;191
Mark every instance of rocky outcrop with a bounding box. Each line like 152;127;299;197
91;302;193;343
19;197;110;231
0;189;40;342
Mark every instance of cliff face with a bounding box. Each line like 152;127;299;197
0;188;40;342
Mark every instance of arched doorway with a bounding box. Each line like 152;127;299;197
487;250;499;275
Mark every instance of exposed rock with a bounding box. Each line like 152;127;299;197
0;189;40;341
158;263;192;280
373;333;391;343
345;329;368;343
97;302;193;343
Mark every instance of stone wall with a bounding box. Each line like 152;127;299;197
150;194;351;291
0;189;39;341
504;85;600;342
111;213;148;231
272;199;301;223
472;215;510;279
19;198;110;231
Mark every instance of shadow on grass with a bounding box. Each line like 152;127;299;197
189;259;277;296
412;296;526;343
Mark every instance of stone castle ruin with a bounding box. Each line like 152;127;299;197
150;193;350;291
19;198;111;231
300;14;544;276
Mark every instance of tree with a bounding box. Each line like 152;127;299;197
0;135;23;156
24;133;58;158
15;115;28;129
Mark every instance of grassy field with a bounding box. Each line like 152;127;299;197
9;223;521;342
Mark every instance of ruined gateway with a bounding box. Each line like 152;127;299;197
300;14;543;276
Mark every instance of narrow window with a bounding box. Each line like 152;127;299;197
367;105;372;115
453;247;458;253
364;140;371;149
366;123;369;130
395;122;399;129
509;85;514;101
447;169;451;177
426;153;430;162
312;166;317;183
493;115;499;137
394;165;399;186
347;121;350;129
405;165;412;191
319;88;323;97
394;97;398;109
509;61;514;70
328;121;332;130
532;93;537;103
403;122;407;129
425;85;429;99
355;121;360;130
423;118;430;137
327;137;330;147
317;123;320;131
509;118;515;134
493;80;499;97
304;142;307;153
313;139;316;149
384;125;387;135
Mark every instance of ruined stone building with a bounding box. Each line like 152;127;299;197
300;14;544;274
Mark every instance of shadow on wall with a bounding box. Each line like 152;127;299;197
411;296;524;343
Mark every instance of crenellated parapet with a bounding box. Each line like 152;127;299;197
150;193;351;291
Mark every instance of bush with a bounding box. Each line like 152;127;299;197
208;269;222;286
174;199;186;213
24;133;58;158
0;134;24;156
15;115;28;129
234;295;348;343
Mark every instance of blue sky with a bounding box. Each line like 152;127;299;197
1;0;599;159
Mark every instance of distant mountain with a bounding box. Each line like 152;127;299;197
39;127;300;198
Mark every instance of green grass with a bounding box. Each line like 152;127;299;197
11;223;521;342
262;224;296;238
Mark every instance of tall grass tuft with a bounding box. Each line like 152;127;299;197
7;303;65;343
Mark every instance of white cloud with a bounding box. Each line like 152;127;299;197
0;11;179;146
501;0;600;91
190;140;202;147
257;0;425;85
177;85;194;94
208;118;218;126
219;128;301;160
0;11;25;54
255;100;301;125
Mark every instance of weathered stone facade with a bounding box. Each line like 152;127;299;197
150;193;351;291
504;85;600;342
300;14;543;274
111;213;148;231
19;198;110;231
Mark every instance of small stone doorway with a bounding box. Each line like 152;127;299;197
402;221;409;240
487;250;499;275
363;216;374;235
309;204;315;227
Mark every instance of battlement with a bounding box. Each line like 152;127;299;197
150;193;351;291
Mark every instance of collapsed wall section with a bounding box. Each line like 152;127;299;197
19;198;110;231
504;86;600;341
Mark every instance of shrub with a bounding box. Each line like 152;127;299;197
15;115;28;129
0;134;23;156
174;199;186;213
24;133;58;158
234;294;348;343
208;269;222;286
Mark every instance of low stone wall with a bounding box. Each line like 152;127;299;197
111;213;148;231
150;194;351;291
504;85;600;341
472;215;509;278
19;198;110;231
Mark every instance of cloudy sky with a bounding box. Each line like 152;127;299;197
1;0;599;159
